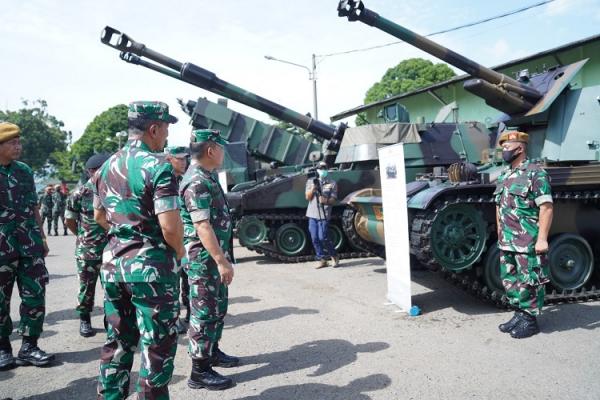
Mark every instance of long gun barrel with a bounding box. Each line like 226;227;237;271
337;1;543;115
100;26;344;149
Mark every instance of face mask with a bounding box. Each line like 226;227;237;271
502;148;520;163
317;169;328;179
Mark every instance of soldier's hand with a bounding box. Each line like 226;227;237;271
42;239;49;257
535;239;549;254
175;245;185;261
217;260;234;286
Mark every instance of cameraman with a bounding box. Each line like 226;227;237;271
305;161;339;269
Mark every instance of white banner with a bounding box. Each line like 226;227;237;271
378;144;412;313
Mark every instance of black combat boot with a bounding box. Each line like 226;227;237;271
510;312;540;339
188;358;233;390
211;344;240;368
498;311;522;333
79;314;95;337
16;336;55;366
64;229;68;236
0;337;14;370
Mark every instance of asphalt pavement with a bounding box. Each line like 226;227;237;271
1;234;599;400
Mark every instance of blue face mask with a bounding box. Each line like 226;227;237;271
317;169;328;179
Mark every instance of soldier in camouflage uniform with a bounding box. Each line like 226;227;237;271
164;146;192;335
65;153;110;338
39;185;54;234
0;122;54;370
180;129;239;391
494;131;553;339
52;184;68;236
93;102;185;400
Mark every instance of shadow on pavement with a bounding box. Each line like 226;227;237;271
48;273;76;281
230;339;389;384
233;373;391;400
226;306;318;329
542;303;600;333
229;296;261;305
20;376;97;399
410;270;499;316
53;345;102;365
43;306;103;326
336;258;384;269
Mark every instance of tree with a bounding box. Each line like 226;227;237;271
357;58;456;125
0;100;69;174
55;104;128;181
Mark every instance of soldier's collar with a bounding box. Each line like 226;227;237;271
516;158;530;171
125;138;153;153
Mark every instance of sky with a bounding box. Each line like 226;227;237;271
2;0;600;147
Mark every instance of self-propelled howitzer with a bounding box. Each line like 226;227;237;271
339;0;600;306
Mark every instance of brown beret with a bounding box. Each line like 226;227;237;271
0;122;20;144
499;130;528;145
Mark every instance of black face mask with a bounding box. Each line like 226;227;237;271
502;148;521;163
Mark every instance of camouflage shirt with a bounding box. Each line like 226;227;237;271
65;179;108;261
0;161;45;261
494;159;553;253
52;190;67;212
92;139;180;283
39;192;53;212
180;163;232;263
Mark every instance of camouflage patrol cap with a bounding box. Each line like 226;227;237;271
0;122;20;144
190;129;228;146
164;146;189;158
128;101;178;124
499;131;528;145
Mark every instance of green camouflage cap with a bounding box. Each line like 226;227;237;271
128;101;178;124
190;129;228;146
164;146;189;158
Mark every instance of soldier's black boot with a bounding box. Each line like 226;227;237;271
211;344;240;368
16;336;55;366
188;359;233;390
498;311;522;333
0;337;14;370
79;314;95;338
510;312;540;339
64;229;68;236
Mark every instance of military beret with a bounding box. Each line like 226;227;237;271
499;131;528;145
0;122;20;144
190;129;228;146
85;153;111;170
128;101;178;124
164;146;189;158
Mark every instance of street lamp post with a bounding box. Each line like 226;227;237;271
264;54;319;120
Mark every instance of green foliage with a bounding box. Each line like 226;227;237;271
0;100;69;174
55;104;128;181
357;58;456;125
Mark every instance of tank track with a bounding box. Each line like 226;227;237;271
242;211;374;263
411;189;600;308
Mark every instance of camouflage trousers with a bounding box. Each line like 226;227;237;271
41;210;53;234
76;259;102;316
500;250;549;316
98;281;179;400
52;209;66;234
187;258;228;360
0;257;48;338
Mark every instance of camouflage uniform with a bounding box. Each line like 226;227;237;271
495;158;553;316
0;161;48;340
65;179;108;317
93;101;180;400
52;188;67;235
39;190;54;234
180;153;233;360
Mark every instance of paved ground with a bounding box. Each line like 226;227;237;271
1;234;599;400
